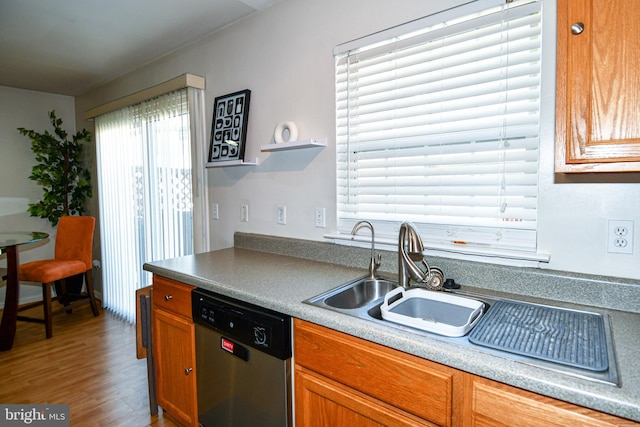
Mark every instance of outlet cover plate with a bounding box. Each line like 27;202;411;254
241;204;249;222
315;207;326;228
607;220;634;254
211;202;219;220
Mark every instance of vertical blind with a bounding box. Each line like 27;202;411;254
335;0;543;258
95;88;197;322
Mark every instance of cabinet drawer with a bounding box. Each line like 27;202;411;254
465;374;638;427
294;319;458;426
295;366;435;427
152;275;195;319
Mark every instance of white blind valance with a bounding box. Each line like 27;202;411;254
335;0;543;258
85;73;204;120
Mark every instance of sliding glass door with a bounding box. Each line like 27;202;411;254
95;88;207;322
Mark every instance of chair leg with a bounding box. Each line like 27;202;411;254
58;279;73;314
42;283;53;339
85;270;100;317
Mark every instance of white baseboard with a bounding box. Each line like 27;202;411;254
0;287;103;307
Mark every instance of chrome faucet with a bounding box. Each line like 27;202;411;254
351;220;382;280
398;221;444;290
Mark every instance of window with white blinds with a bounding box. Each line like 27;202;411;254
334;0;544;260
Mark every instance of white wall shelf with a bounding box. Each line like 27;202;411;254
261;137;327;152
205;158;259;168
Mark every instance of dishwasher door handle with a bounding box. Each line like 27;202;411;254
221;337;250;361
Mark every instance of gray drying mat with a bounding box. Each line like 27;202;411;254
468;300;608;372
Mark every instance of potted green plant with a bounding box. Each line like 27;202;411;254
18;110;92;226
18;110;93;298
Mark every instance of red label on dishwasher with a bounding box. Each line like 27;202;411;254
221;337;234;353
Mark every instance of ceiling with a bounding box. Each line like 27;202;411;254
0;0;277;96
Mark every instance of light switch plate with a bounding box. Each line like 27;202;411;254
277;206;286;225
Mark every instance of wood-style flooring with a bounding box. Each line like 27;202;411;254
0;302;178;426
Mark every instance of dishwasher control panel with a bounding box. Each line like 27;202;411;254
192;288;292;360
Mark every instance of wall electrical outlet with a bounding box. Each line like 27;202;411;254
277;206;286;225
315;207;326;228
211;202;219;220
241;204;249;222
607;220;634;254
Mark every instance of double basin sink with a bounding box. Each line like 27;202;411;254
304;274;619;386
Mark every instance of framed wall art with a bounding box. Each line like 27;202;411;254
208;89;251;163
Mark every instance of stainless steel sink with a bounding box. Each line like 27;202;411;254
323;278;397;309
304;275;620;387
305;274;484;332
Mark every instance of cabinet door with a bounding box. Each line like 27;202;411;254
463;374;637;427
295;366;436;427
555;0;640;172
153;308;198;427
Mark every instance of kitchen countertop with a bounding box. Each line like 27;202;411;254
144;247;640;422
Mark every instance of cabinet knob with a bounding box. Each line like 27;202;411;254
185;367;193;375
571;22;584;35
164;295;173;301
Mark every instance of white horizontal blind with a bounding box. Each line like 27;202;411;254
335;0;542;256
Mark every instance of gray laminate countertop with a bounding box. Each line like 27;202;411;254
144;247;640;422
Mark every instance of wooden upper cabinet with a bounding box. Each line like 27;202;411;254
555;0;640;172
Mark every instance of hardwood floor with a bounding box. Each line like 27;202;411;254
0;302;179;426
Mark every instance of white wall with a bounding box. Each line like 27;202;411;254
75;0;640;281
0;85;77;304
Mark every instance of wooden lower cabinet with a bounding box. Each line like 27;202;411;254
296;365;436;426
152;275;198;427
294;319;638;427
294;319;461;426
463;375;638;427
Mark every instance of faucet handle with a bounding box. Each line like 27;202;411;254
368;253;382;279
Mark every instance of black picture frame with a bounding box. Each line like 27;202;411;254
207;89;251;163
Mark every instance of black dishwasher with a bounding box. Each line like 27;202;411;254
192;288;292;427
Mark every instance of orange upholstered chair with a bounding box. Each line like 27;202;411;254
18;216;100;338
